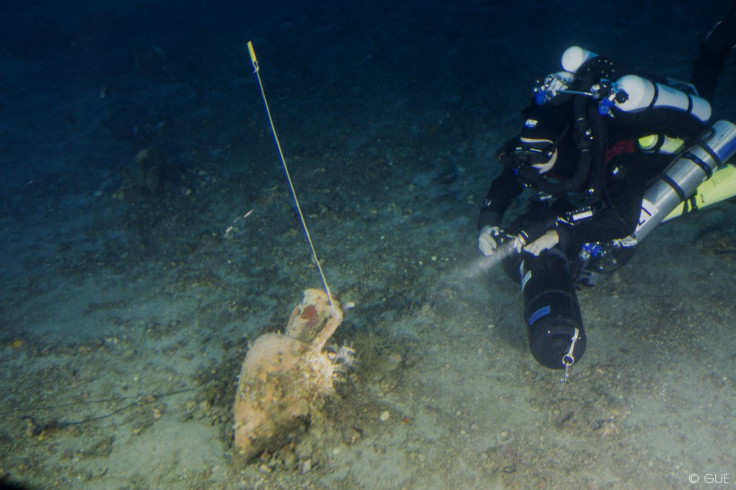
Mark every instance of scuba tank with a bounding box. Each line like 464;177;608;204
632;119;736;242
612;74;711;122
561;46;599;73
663;163;736;221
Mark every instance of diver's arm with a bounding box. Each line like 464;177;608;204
478;167;524;230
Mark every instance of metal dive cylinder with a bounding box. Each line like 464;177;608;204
632;119;736;243
613;74;712;123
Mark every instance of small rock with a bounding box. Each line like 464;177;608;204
342;428;362;445
282;450;297;470
385;353;402;372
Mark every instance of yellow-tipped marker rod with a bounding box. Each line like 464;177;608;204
246;41;335;310
247;41;259;73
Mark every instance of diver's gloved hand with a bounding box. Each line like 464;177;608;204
523;229;559;256
478;225;503;256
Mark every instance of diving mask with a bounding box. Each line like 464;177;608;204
513;138;559;174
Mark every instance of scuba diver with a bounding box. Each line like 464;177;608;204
477;46;736;376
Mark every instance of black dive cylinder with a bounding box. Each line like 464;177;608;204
521;249;586;369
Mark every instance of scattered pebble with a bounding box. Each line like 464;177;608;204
343;428;361;444
379;410;390;421
385;353;402;372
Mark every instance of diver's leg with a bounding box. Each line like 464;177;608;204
692;1;736;102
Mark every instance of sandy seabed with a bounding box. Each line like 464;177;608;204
2;0;736;488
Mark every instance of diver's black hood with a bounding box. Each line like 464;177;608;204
519;104;569;143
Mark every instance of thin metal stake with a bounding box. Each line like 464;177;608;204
246;41;334;309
